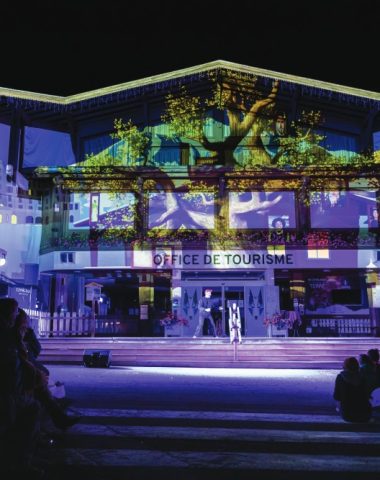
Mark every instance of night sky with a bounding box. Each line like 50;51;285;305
1;0;378;96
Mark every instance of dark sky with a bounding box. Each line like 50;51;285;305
1;0;379;96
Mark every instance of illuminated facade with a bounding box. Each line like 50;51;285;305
1;60;380;338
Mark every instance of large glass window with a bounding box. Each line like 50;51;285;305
310;190;378;229
374;131;380;154
0;123;11;168
316;129;358;155
69;192;135;229
148;192;215;230
23;127;76;167
228;191;296;229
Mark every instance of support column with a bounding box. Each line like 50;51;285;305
138;272;154;336
366;269;379;337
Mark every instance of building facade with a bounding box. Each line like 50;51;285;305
1;60;380;338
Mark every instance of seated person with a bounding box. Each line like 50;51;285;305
14;309;80;431
334;356;372;423
15;308;50;377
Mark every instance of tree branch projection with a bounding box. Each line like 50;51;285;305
162;69;279;167
34;69;379;251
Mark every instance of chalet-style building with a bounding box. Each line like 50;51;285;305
0;60;380;338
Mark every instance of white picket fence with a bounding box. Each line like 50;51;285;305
25;309;121;337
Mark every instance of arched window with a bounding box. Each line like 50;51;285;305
26;216;34;224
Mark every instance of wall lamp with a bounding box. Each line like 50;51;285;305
0;248;7;267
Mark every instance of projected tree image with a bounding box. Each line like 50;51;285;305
34;70;379;253
149;192;215;230
228;191;296;229
161;71;279;167
81;118;150;167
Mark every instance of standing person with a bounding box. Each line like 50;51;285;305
193;288;218;338
333;356;372;423
359;352;379;396
0;297;44;477
228;302;242;344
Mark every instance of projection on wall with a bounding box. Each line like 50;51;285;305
228;191;296;229
310;191;378;228
148;192;215;229
23;127;76;168
69;193;135;229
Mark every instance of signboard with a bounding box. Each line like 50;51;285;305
85;282;102;301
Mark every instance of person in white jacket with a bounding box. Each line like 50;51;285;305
228;302;242;344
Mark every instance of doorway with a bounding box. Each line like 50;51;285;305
180;279;268;337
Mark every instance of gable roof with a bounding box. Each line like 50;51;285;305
0;60;379;105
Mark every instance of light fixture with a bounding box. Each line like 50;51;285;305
0;248;7;267
366;258;377;269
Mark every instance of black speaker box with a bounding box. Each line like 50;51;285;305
83;349;112;368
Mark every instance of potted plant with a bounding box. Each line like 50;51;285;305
160;312;189;337
264;312;289;337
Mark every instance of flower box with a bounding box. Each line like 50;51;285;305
267;324;288;338
164;323;183;337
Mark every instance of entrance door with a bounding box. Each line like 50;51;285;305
181;283;251;337
181;280;271;337
192;285;244;337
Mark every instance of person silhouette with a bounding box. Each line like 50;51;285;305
193;288;218;338
228;302;242;344
0;298;43;477
334;356;372;423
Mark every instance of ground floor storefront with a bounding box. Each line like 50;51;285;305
32;247;380;338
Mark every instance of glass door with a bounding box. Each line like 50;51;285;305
199;285;245;337
181;281;262;337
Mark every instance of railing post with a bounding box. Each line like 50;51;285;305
91;298;96;337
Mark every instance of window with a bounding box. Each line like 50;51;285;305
229;191;296;229
267;245;286;255
11;214;17;224
308;249;330;259
307;233;329;259
70;192;136;229
316;129;358;156
148;192;215;230
60;252;75;263
23;126;76;167
25;216;34;224
310;190;377;229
